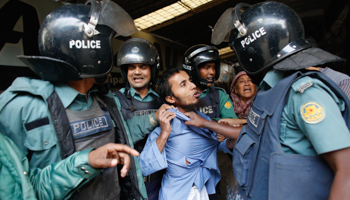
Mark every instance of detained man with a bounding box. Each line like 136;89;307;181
138;68;239;200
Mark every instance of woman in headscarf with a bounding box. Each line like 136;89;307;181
230;71;257;119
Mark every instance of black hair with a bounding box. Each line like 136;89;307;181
157;68;181;100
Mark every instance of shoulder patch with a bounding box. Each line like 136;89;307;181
300;102;325;124
224;102;232;109
149;115;158;126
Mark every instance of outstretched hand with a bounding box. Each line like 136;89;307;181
88;143;139;177
184;111;208;127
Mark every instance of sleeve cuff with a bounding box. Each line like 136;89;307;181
73;149;101;179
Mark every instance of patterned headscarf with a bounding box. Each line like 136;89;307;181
230;71;255;119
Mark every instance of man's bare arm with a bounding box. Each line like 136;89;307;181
322;147;350;200
155;109;176;153
184;111;242;139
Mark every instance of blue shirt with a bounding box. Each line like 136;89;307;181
139;108;231;200
261;70;350;155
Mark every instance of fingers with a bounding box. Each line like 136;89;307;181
155;104;174;120
216;133;226;142
159;103;174;110
108;143;139;157
88;143;139;169
184;111;195;119
117;152;131;178
159;110;176;123
218;120;229;125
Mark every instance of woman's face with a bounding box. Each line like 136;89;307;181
234;74;257;101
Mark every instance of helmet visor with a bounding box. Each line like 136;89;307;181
211;7;234;45
98;0;137;37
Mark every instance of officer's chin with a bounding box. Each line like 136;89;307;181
249;74;264;85
95;76;109;84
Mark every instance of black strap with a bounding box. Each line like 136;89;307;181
46;91;75;159
114;90;135;112
97;94;146;200
24;117;50;131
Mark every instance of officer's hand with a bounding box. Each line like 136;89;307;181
218;118;247;127
184;111;208;127
155;104;174;121
88;143;139;177
216;133;226;142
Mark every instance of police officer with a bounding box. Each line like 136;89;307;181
115;38;164;148
211;1;350;200
115;38;168;200
182;44;238;122
0;2;160;200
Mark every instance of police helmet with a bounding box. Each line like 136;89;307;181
18;0;137;81
117;38;160;87
182;44;221;86
211;1;312;77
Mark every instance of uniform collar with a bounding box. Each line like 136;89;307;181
55;83;97;108
259;70;285;90
120;87;159;98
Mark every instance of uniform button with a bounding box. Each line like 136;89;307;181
81;167;85;171
23;171;28;175
43;140;48;146
85;170;90;174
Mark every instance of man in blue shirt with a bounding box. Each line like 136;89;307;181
139;68;240;200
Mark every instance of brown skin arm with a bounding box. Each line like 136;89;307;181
322;147;350;199
156;109;176;153
184;111;241;139
218;118;247;127
88;143;139;178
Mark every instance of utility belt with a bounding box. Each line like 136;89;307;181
143;169;165;183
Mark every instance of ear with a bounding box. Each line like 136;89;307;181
165;96;176;104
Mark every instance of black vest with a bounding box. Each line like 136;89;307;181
114;90;163;153
46;92;145;200
114;90;163;121
198;87;221;119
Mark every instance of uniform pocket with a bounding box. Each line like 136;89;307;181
24;124;58;168
269;152;333;200
232;127;257;189
24;124;56;151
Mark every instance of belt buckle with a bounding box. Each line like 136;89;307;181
143;175;151;183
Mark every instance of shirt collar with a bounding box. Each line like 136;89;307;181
55;83;97;108
259;70;285;90
120;87;159;98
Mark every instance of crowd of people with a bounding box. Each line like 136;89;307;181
0;1;350;200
